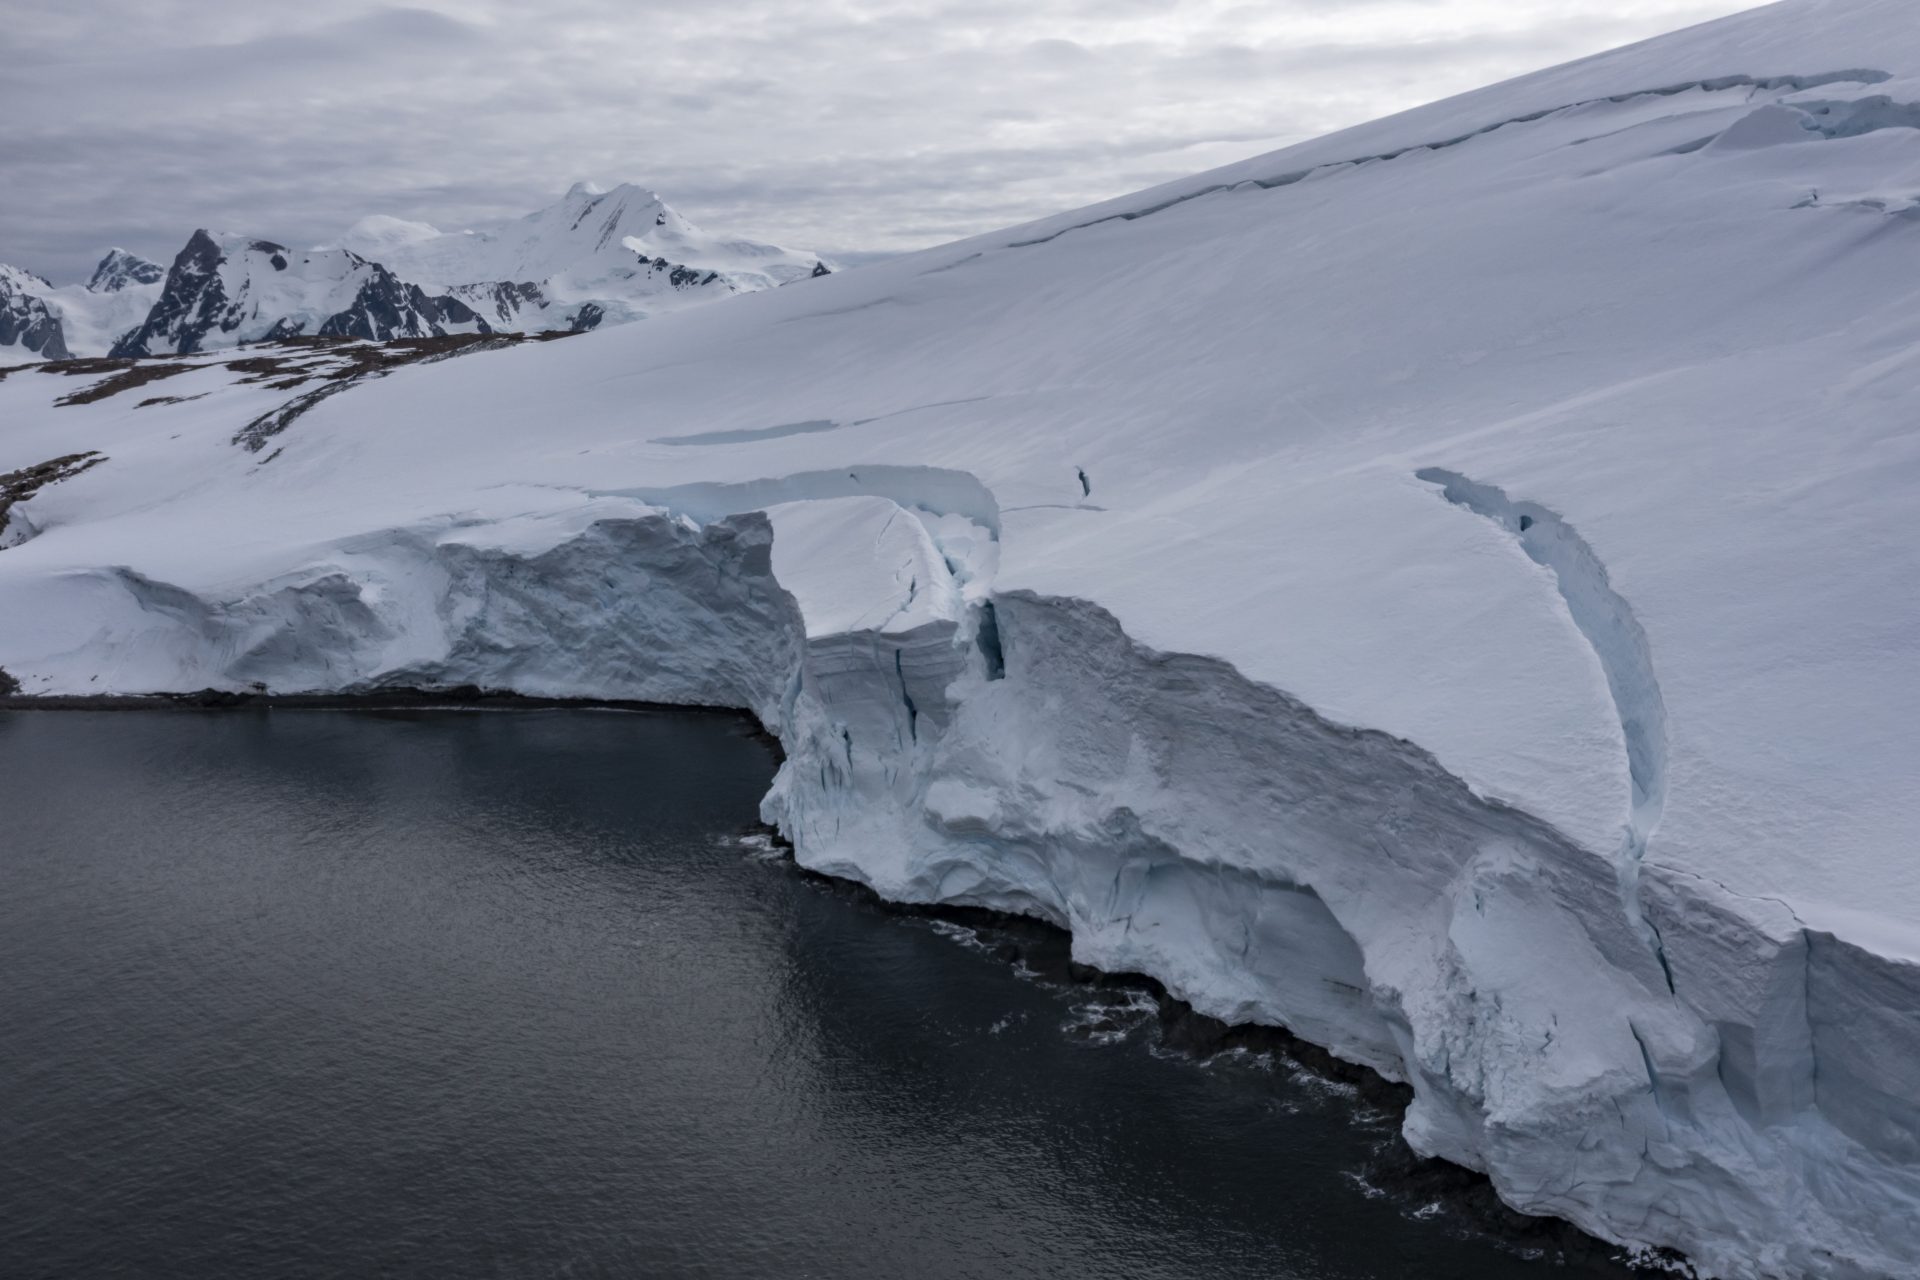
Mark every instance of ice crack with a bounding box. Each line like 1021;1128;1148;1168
1004;70;1889;250
1417;468;1672;984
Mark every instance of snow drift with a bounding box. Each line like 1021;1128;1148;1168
3;1;1919;1275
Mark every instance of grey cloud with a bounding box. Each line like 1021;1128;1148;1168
1023;38;1096;64
214;7;485;62
1;0;1751;283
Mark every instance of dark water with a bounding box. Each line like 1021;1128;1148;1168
0;709;1644;1279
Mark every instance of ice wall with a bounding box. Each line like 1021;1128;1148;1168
9;488;1909;1279
769;582;1920;1280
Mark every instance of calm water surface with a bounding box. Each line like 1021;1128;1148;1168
0;709;1644;1279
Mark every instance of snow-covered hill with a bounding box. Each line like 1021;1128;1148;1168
3;2;1918;1275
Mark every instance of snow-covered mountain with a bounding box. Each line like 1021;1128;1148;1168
327;181;831;331
0;265;69;363
1;248;172;364
33;249;167;360
109;231;495;356
0;186;828;361
3;2;1920;1276
85;248;163;293
0;235;485;362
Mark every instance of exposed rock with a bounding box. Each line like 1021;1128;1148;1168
0;451;106;548
41;357;195;406
85;248;164;293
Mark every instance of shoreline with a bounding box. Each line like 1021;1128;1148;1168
3;689;1675;1276
0;685;786;758
766;841;1681;1277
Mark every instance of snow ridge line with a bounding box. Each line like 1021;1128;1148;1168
1002;69;1891;251
607;464;1004;538
1415;468;1674;978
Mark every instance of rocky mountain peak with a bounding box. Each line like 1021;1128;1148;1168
86;249;165;293
0;263;69;361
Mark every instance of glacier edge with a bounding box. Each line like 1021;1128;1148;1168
4;501;1917;1280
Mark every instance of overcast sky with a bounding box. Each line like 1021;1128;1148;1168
4;0;1752;283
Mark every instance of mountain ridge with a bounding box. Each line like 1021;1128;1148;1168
0;185;830;362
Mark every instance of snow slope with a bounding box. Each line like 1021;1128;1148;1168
3;1;1919;1274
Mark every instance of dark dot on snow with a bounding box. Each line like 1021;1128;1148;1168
1518;515;1534;532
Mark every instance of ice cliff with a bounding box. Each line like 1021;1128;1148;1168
2;1;1919;1274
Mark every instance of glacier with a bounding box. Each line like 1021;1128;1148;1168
3;1;1920;1275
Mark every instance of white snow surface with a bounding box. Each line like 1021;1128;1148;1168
764;497;968;638
0;263;51;294
3;2;1920;1275
328;214;440;256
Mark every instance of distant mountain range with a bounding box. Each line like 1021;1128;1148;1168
0;183;831;362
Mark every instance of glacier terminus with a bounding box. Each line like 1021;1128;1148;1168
2;2;1919;1276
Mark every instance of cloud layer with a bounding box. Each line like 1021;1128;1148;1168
2;0;1749;281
